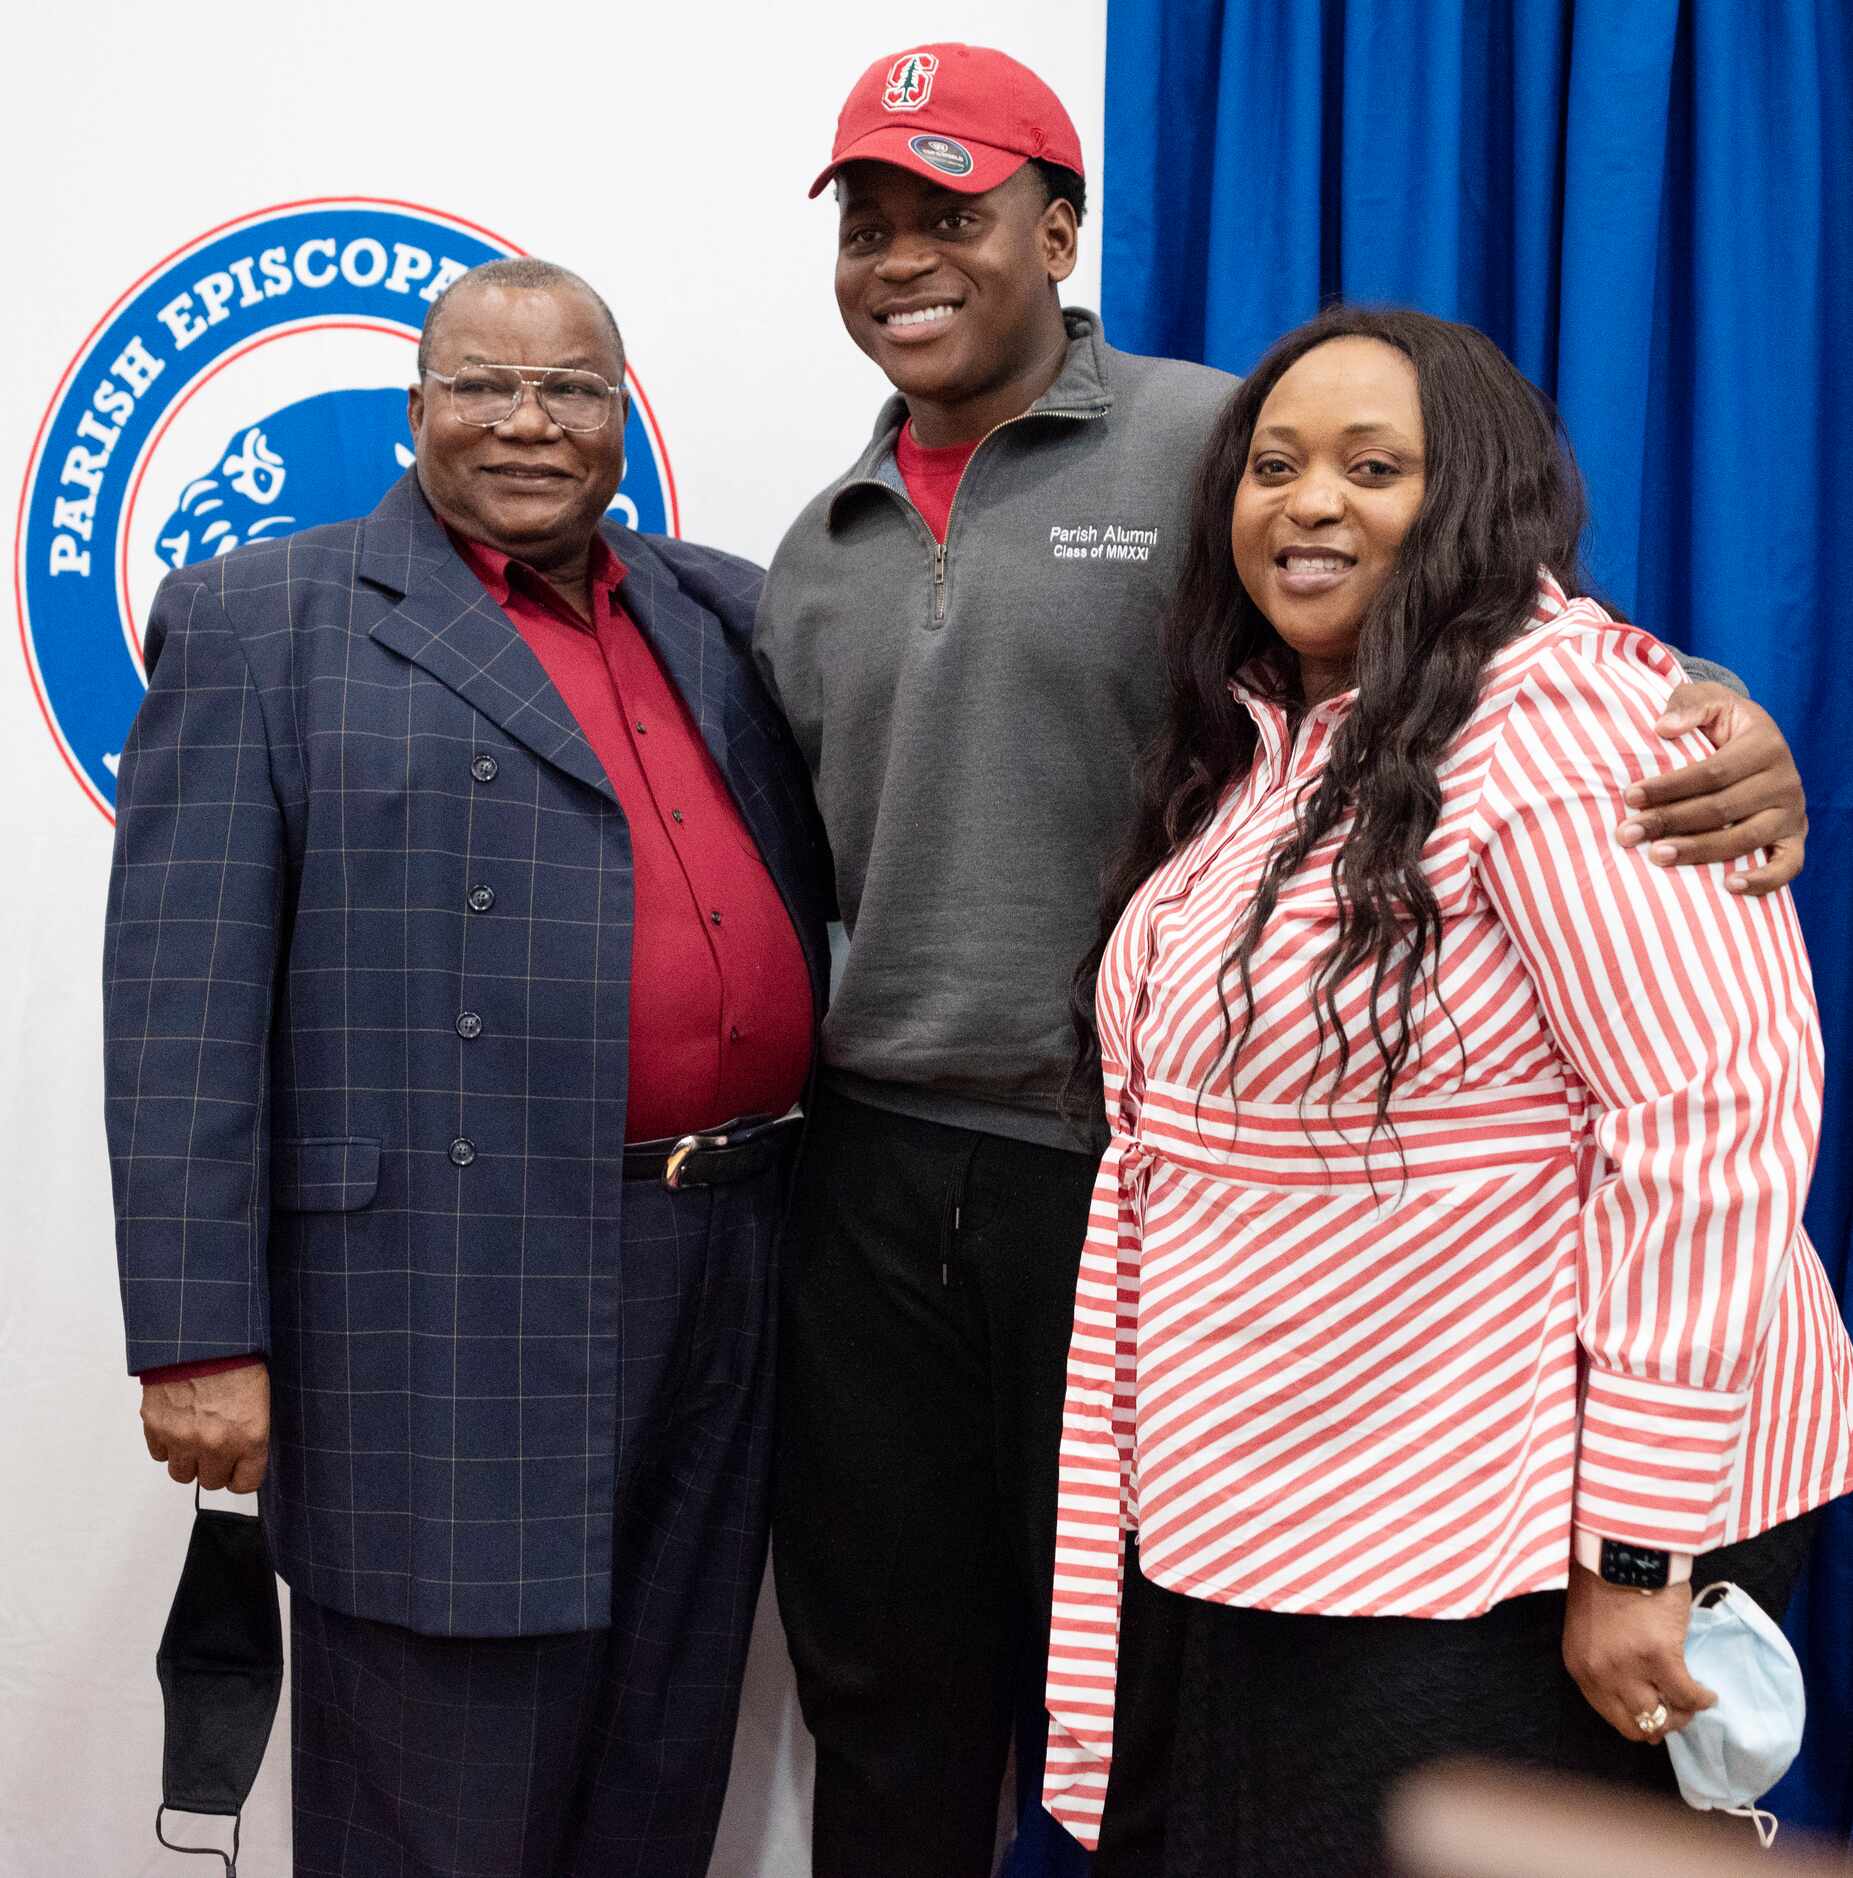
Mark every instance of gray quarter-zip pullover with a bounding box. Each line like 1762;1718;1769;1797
755;311;1234;1148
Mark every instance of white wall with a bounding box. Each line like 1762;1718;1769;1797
0;2;1106;1870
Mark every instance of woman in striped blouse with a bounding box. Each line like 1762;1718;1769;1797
1042;306;1853;1875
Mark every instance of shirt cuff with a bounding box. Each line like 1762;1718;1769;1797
137;1354;265;1386
1573;1364;1747;1553
1572;1527;1695;1584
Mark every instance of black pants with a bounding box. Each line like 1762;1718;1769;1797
773;1088;1175;1876
1156;1515;1819;1878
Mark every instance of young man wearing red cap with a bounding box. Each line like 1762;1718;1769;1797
754;44;1214;1878
753;41;1809;1878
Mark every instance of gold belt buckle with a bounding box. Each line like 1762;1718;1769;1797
663;1127;730;1191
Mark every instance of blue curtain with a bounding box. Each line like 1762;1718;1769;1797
1014;0;1853;1859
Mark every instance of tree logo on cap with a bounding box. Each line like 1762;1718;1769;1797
909;135;973;177
882;51;939;112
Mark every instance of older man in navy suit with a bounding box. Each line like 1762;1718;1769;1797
104;258;829;1877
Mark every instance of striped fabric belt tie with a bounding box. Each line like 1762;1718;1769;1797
1043;1128;1151;1792
1123;1084;1580;1188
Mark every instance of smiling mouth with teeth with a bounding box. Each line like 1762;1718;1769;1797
882;304;958;328
1271;550;1361;595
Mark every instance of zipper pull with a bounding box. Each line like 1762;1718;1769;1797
933;543;948;622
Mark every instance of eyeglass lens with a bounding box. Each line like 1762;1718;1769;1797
447;369;615;432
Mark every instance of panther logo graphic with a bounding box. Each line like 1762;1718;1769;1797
153;389;413;569
17;199;678;819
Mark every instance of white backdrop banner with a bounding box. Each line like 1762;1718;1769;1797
0;3;1105;1871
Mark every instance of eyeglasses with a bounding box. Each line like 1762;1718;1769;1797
425;364;620;433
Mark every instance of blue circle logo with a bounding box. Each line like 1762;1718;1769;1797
16;198;680;819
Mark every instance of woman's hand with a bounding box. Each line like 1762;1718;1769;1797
1561;1563;1717;1743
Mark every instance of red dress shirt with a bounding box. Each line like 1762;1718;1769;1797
138;528;815;1387
451;530;812;1142
895;423;981;542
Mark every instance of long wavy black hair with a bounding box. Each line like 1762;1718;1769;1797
1071;305;1593;1138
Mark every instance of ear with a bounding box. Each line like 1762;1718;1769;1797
406;381;425;444
1039;197;1079;287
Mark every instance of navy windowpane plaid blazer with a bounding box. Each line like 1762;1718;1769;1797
102;471;830;1636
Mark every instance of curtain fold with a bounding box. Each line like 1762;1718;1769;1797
1074;0;1853;1847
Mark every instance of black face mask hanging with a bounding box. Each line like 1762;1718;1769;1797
154;1492;284;1876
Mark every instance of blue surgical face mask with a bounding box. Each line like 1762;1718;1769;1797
1666;1582;1805;1848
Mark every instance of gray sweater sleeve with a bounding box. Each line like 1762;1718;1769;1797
1666;648;1748;696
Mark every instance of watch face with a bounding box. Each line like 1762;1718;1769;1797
1601;1539;1672;1590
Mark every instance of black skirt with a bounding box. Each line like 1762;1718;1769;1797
1126;1517;1815;1878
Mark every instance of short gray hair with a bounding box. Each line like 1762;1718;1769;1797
416;258;625;376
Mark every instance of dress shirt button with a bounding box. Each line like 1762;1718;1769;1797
709;909;723;926
671;809;684;824
456;1011;483;1040
448;1137;476;1167
471;754;499;783
635;719;647;734
729;1025;741;1044
468;885;495;914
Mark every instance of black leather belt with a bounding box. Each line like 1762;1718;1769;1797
622;1111;803;1189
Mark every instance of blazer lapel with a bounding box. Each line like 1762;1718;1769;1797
361;473;618;807
616;533;781;845
611;534;733;779
615;528;823;988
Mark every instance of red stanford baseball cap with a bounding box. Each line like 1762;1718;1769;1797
809;43;1085;199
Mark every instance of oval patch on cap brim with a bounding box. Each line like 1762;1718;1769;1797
908;134;974;177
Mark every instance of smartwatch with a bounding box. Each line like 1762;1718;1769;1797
1573;1529;1693;1590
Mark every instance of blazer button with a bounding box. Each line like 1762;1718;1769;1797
448;1137;476;1167
456;1011;483;1039
471;754;499;784
468;885;495;913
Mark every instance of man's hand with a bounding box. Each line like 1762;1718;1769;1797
1562;1562;1715;1744
1617;684;1806;895
141;1362;271;1493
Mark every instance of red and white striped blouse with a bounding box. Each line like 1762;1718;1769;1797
1043;579;1853;1846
